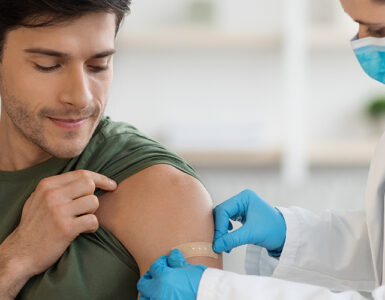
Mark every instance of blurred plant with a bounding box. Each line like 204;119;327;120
366;95;385;135
367;95;385;119
187;0;214;24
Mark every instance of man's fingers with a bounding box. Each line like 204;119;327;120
73;214;99;235
58;179;96;200
61;171;117;199
38;170;117;200
66;195;99;216
82;171;117;191
167;249;187;268
72;170;117;193
213;227;248;253
37;173;77;191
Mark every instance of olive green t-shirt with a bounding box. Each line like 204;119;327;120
0;116;199;299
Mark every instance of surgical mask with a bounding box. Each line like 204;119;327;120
351;35;385;84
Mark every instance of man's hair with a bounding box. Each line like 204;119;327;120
0;0;131;59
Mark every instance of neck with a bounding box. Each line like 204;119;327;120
0;113;52;171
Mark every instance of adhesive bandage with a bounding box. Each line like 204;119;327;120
173;242;218;259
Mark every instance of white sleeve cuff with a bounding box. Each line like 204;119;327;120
197;268;222;300
274;206;303;267
197;268;381;300
245;245;279;276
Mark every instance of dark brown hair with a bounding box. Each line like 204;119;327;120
0;0;131;59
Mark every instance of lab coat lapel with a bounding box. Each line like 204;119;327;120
365;132;385;286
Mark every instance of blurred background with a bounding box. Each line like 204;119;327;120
107;0;385;274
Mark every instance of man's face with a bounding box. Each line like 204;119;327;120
341;0;385;38
0;12;116;159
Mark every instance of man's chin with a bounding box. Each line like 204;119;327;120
54;151;83;159
46;143;88;159
42;120;99;158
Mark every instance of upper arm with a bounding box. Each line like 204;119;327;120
96;164;223;275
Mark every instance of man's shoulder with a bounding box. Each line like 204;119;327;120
88;116;175;158
90;116;148;146
77;116;199;193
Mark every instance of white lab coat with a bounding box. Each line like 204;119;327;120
196;132;385;299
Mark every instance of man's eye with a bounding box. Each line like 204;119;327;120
33;63;108;73
88;65;109;72
34;64;60;72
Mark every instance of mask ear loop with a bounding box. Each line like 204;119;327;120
173;242;219;259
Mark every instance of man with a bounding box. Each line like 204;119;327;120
138;0;385;299
0;1;222;299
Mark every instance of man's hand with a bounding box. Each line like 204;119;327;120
137;249;207;300
213;189;287;255
0;170;117;298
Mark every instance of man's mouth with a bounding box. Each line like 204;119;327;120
48;117;88;130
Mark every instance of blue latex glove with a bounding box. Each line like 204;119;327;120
137;249;207;300
213;189;287;255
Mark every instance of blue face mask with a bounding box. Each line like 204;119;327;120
351;35;385;84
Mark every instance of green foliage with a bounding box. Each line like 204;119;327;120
367;96;385;118
188;0;214;24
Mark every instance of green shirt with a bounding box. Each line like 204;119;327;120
0;116;198;299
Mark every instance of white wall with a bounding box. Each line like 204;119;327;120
107;44;385;149
107;0;385;150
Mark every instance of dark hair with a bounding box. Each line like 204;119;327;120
0;0;131;59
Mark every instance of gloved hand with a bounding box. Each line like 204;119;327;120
137;249;207;300
213;189;287;255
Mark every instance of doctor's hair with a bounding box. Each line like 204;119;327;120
0;0;131;60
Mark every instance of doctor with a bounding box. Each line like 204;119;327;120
138;0;385;299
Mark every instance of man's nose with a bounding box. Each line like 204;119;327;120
59;65;93;109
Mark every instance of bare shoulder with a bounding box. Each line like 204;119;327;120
96;164;222;275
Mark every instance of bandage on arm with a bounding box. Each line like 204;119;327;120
173;242;218;259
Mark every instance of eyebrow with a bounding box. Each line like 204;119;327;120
23;48;116;59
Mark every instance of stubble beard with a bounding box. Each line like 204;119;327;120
0;84;103;159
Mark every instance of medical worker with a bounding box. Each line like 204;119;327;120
138;0;385;299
